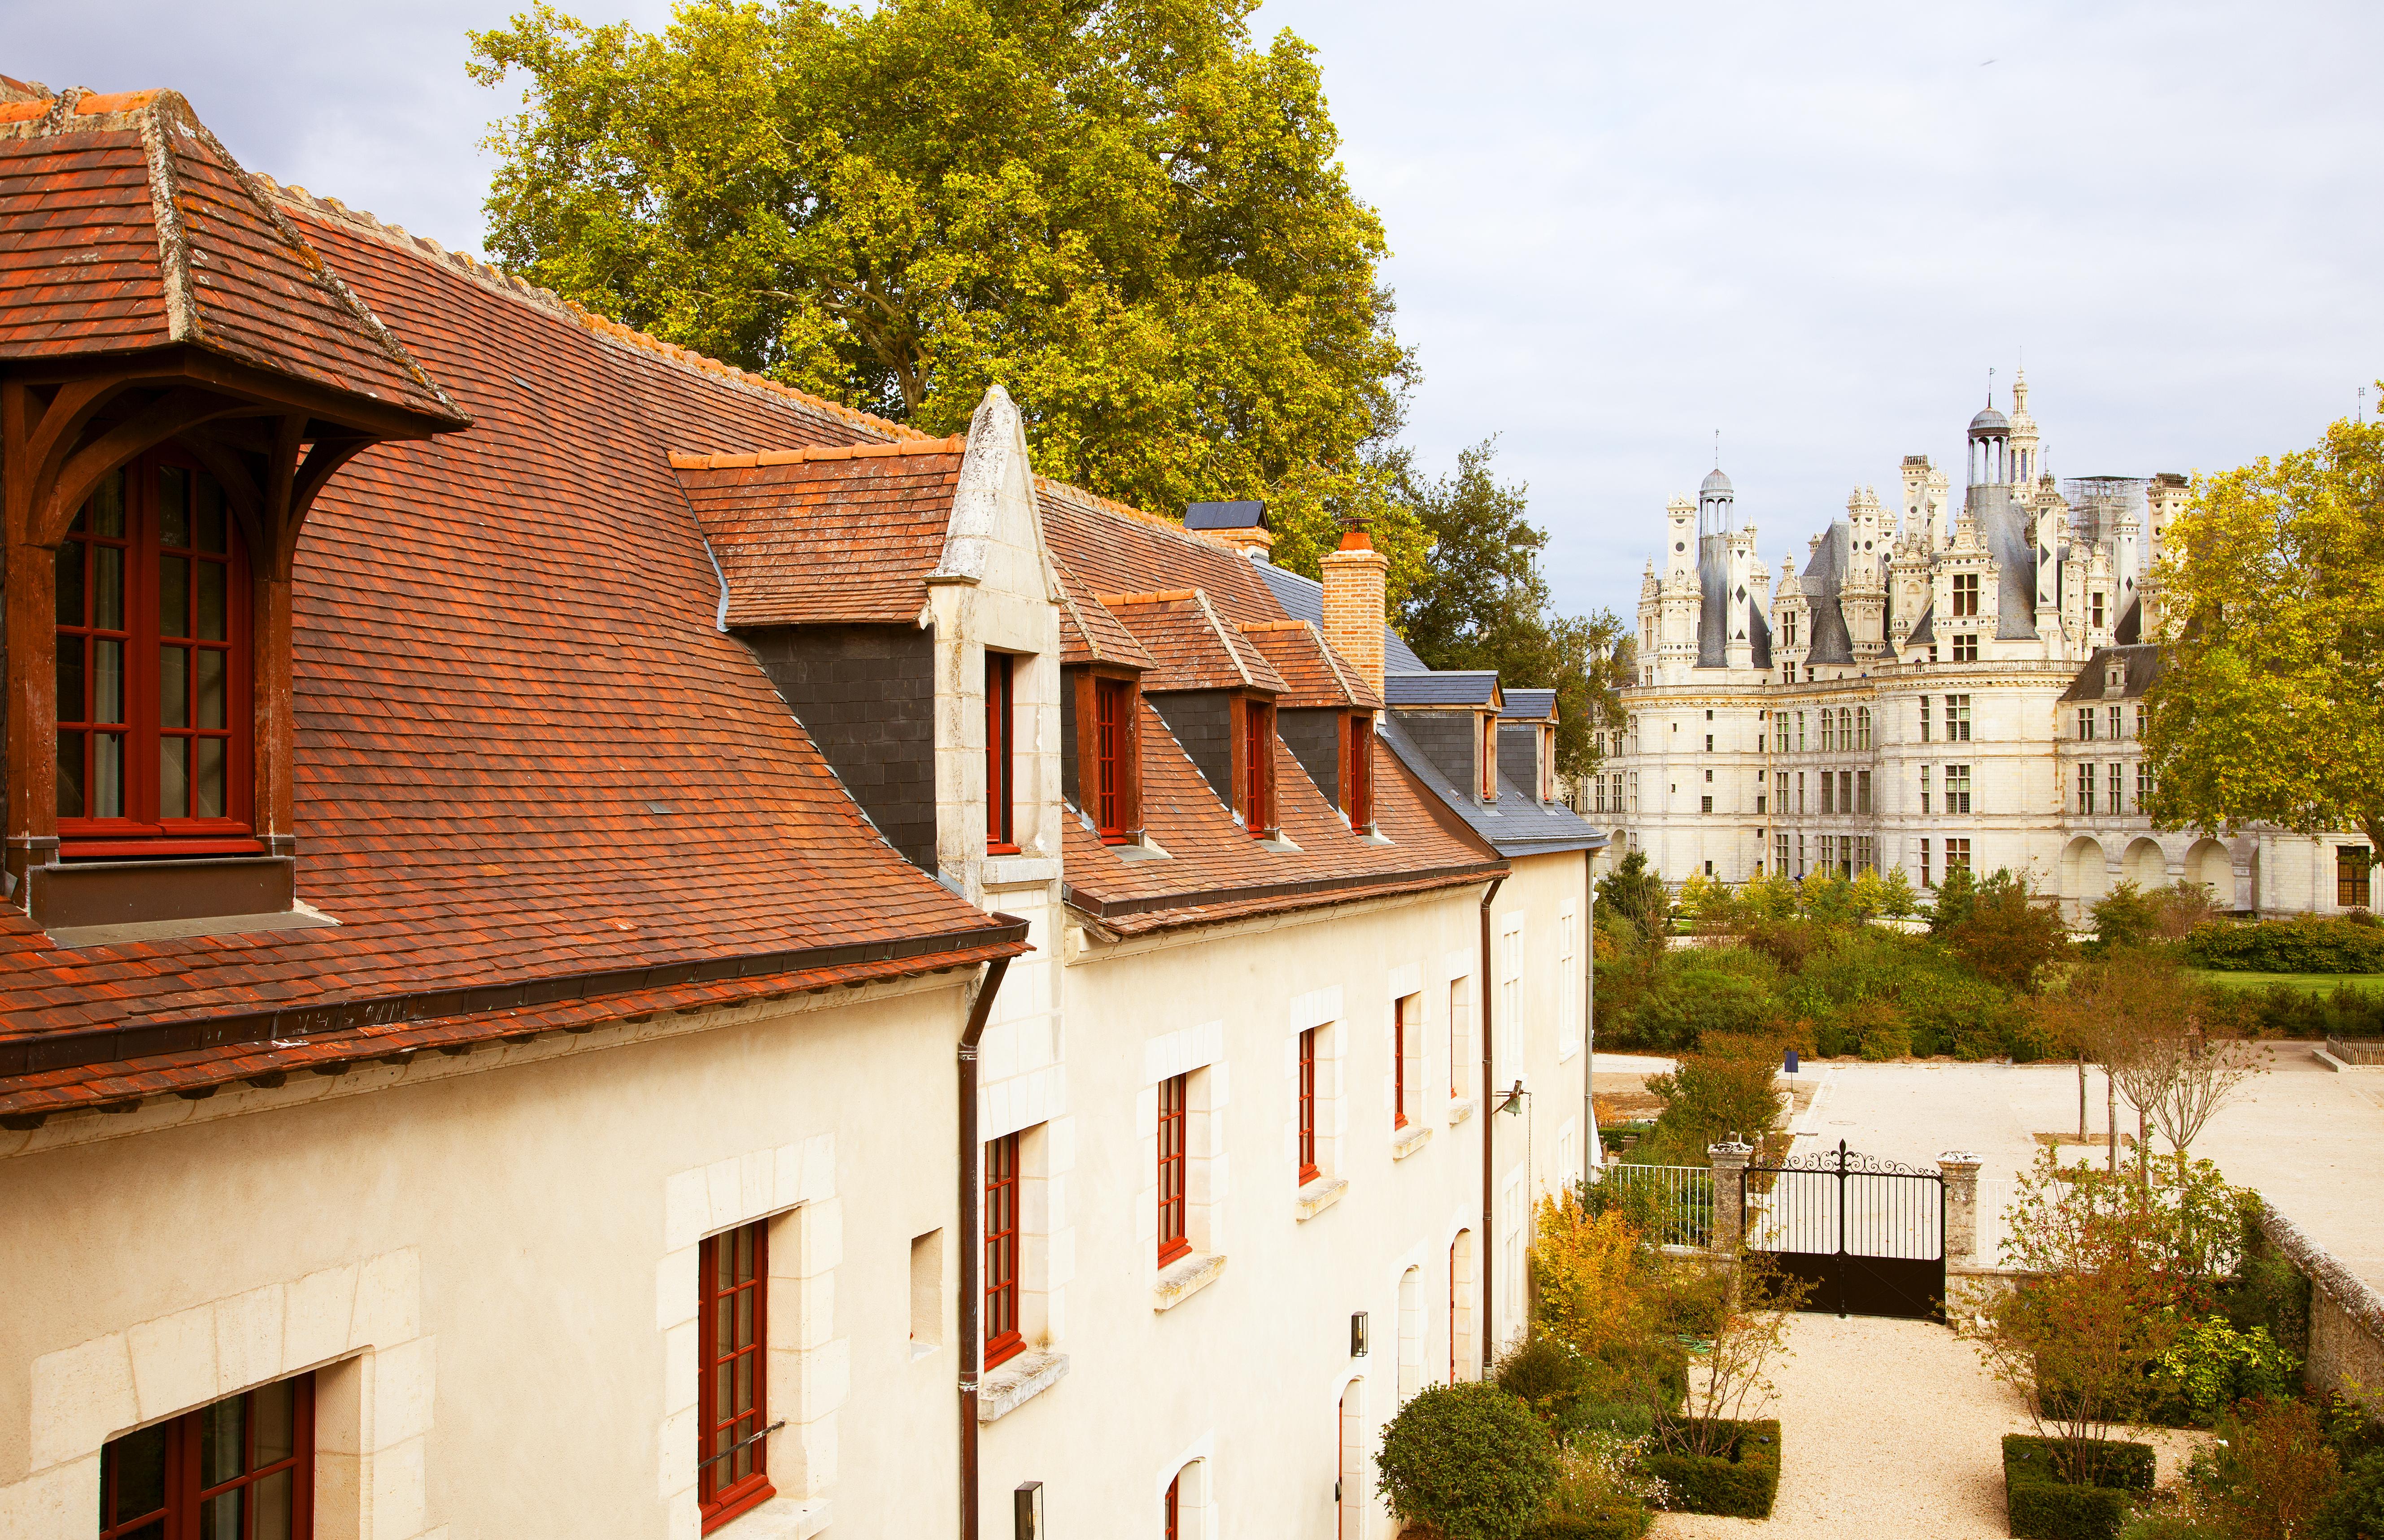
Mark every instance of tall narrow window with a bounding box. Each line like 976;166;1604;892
1919;695;1932;742
1857;770;1872;814
699;1221;772;1528
100;1375;314;1540
57;455;253;849
1947;695;1972;742
2340;848;2372;909
1395;995;1423;1128
1479;713;1498;800
985;653;1016;853
985;1133;1023;1369
1946;764;1973;815
1345;712;1375;828
1094;677;1129;842
1921;837;1933;889
1946;836;1971;874
1447;979;1470;1102
2108;763;2124;816
1165;1471;1181;1540
2091;591;2106;629
2077;708;2096;741
1158;1074;1190;1263
2107;705;2124;740
1920;765;1932;814
1297;1029;1321;1184
1241;698;1276;836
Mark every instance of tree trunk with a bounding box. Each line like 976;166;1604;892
2076;1056;2088;1141
2105;1071;2117;1174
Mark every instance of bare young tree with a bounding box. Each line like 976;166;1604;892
2150;1033;2269;1175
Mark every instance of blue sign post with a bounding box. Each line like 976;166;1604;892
1784;1048;1799;1076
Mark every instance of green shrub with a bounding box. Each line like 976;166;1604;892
1530;1432;1665;1540
2005;1435;2156;1540
1573;1402;1655;1439
1376;1381;1559;1540
2185;918;2384;974
2323;1449;2384;1540
1857;1014;1912;1061
2149;1318;2300;1423
1643;1419;1781;1518
1497;1334;1593;1434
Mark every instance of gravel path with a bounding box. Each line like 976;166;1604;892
1650;1314;2207;1540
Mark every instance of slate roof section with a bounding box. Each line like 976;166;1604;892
0;160;1023;1114
1239;621;1383;710
671;441;966;626
1253;561;1431;673
1098;589;1288;695
1500;689;1556;722
0;89;463;425
1184;500;1265;531
2060;643;2165;703
1386;671;1501;707
1379;712;1605;858
1800;523;1855;666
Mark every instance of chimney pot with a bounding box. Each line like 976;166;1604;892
1319;521;1390;701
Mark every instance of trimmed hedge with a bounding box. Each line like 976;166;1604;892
1642;1419;1781;1518
1526;1507;1650;1540
2003;1434;2155;1540
2184;916;2384;974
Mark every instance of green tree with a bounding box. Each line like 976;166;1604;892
2142;407;2384;866
1929;865;1977;935
1948;871;2070;994
1597;849;1670;957
469;0;1422;594
1390;439;1628;776
1374;1380;1558;1540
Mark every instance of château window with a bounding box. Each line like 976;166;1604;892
699;1220;773;1529
2077;708;2096;741
1952;573;1980;617
2108;763;2124;815
2137;762;2153;809
1819;774;1834;815
1921;837;1933;888
1447;980;1470;1102
2091;592;2106;629
1946;837;1972;874
1838;770;1853;814
1920;766;1931;814
1857;770;1872;814
985;652;1017;853
2077;763;2096;816
1478;713;1498;801
1953;634;1979;662
1158;1073;1190;1264
1774;832;1790;872
1296;1028;1321;1184
1796;712;1807;752
1945;765;1973;815
2106;705;2123;741
1946;696;1972;742
2340;848;2373;909
57;456;255;853
100;1375;314;1540
1094;677;1131;842
985;1132;1023;1369
1394;993;1421;1129
1795;772;1806;814
1919;696;1931;742
1857;706;1872;750
1240;697;1277;836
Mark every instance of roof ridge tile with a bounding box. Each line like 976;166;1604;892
668;437;965;473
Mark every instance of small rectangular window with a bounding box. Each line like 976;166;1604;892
1159;1074;1190;1263
1953;634;1979;662
2340;848;2373;909
985;1137;1022;1367
1921;837;1933;889
1947;836;1972;874
2091;591;2106;629
1700;795;1713;814
1242;698;1277;836
985;653;1016;853
699;1220;773;1527
1297;1031;1321;1183
1395;994;1421;1128
1953;572;1979;617
1448;979;1470;1101
1946;764;1973;815
100;1375;314;1540
2078;708;2095;741
1947;695;1972;742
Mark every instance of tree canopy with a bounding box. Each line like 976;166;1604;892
2142;406;2384;863
469;0;1423;594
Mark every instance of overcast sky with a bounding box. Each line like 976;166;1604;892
10;0;2379;620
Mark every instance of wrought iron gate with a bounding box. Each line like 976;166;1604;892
1743;1141;1944;1322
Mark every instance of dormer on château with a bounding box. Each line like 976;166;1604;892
1772;559;1809;681
1899;453;1947;548
2141;472;2190;639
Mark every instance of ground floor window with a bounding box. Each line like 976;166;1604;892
2107;763;2124;817
1920;837;1933;889
1946;837;1971;875
1774;831;1789;872
2341;847;2373;909
102;1374;314;1540
699;1220;773;1529
985;1132;1023;1369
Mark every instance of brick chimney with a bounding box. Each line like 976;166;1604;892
1319;520;1390;700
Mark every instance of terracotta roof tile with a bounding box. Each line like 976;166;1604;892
1239;621;1384;710
1098;590;1289;694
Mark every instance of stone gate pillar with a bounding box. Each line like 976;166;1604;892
1708;1140;1753;1253
1939;1151;1982;1266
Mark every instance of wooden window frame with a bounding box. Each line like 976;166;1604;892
1343;710;1375;830
985;651;1018;854
1953;572;1980;618
698;1220;774;1531
2340;848;2373;910
985;1132;1024;1369
1164;1470;1181;1540
1094;676;1133;842
100;1374;315;1540
1297;1027;1321;1184
1478;713;1498;801
1157;1073;1190;1266
1237;695;1277;837
1393;1000;1409;1130
56;450;258;857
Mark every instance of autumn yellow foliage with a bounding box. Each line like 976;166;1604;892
1529;1193;1649;1362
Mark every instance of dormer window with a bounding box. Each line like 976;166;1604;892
985;651;1018;853
1538;726;1556;803
55;455;254;855
1479;714;1497;802
1343;712;1375;830
1238;696;1277;837
1095;676;1133;842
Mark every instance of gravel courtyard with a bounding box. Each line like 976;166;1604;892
1650;1314;2208;1540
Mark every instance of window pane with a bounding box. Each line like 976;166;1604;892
95;544;124;631
160;555;188;639
56;635;83;724
161;645;188;728
196;738;226;819
196;560;227;641
196;648;227;729
252;1380;295;1465
199;1486;242;1540
89;467;126;537
95;732;124;818
159;465;190;549
55;542;83;626
104;1422;169;1523
735;1287;753;1348
96;639;124;724
57;731;84;819
195;473;228;554
714;1297;732;1358
160;737;189;819
250;1469;292;1540
201;1394;245;1484
736;1225;754;1284
733;1351;753;1413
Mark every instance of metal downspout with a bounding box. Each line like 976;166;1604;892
1478;874;1505;1374
958;953;1013;1540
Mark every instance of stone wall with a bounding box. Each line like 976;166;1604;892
2259;1204;2384;1417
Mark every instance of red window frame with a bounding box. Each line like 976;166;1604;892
1345;711;1374;828
1297;1027;1320;1185
100;1374;314;1540
1240;697;1274;836
985;651;1017;853
1479;713;1498;800
1095;677;1130;842
698;1220;774;1531
1157;1072;1190;1266
985;1132;1024;1369
1394;996;1416;1130
57;451;257;857
1164;1470;1181;1539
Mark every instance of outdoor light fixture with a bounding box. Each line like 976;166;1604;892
1351;1311;1369;1357
1495;1079;1528;1116
1015;1480;1043;1539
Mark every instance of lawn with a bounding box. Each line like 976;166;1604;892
2188;970;2384;996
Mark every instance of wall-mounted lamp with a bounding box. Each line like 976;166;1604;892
1351;1310;1369;1357
1015;1480;1043;1539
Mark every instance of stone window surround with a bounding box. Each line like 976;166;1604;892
9;1249;433;1540
660;1137;843;1540
1144;1021;1228;1307
1159;1435;1217;1540
975;1110;1075;1423
1443;946;1476;1125
1284;986;1345;1222
1556;898;1581;1063
1384;962;1425;1145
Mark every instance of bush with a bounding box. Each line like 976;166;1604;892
2005;1434;2156;1540
2149;1318;2300;1424
1498;1334;1595;1435
1377;1381;1559;1540
1640;1420;1780;1518
2185;917;2384;974
1573;1402;1655;1439
1530;1432;1667;1540
2324;1449;2384;1540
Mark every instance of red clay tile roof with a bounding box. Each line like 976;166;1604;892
1055;562;1156;671
0;165;1023;1114
1239;621;1385;710
672;442;967;626
1098;589;1289;694
1037;478;1289;627
0;89;463;424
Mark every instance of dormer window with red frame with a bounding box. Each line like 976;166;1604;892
985;652;1017;853
1238;696;1276;837
1094;676;1131;843
1478;714;1498;802
55;455;255;857
1538;726;1556;804
1343;712;1375;830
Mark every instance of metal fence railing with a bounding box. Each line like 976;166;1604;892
1598;1162;1716;1249
1974;1177;2021;1264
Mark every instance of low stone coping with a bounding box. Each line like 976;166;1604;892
712;1496;832;1540
1294;1176;1349;1222
978;1350;1068;1423
1391;1123;1433;1161
1153;1251;1227;1311
2260;1203;2384;1340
